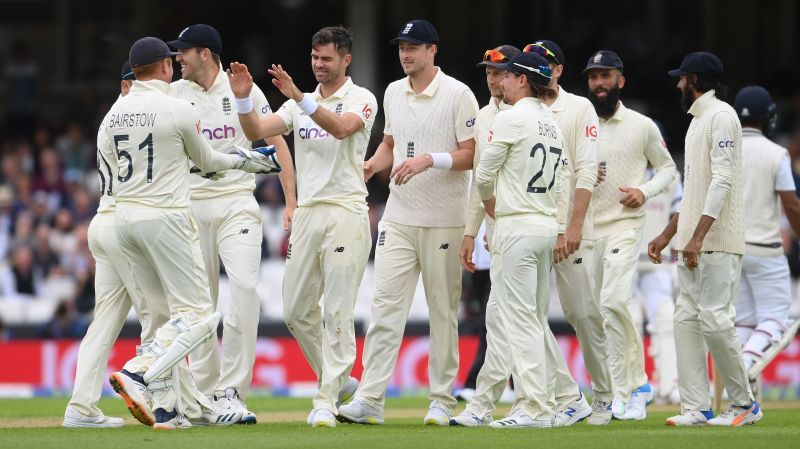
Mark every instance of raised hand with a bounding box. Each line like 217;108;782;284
268;64;303;102
227;62;254;99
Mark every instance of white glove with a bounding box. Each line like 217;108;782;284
226;145;282;175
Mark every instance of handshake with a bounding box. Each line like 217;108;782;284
191;145;282;179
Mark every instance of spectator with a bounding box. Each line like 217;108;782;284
38;300;85;338
1;245;40;298
32;222;63;278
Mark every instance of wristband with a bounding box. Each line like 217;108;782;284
430;152;453;170
296;94;319;115
235;97;254;114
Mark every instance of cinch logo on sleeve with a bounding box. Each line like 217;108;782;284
718;140;735;148
465;117;476;128
299;125;329;140
202;125;236;140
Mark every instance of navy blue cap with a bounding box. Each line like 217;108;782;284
583;50;624;73
498;52;553;86
524;40;564;66
476;45;521;68
668;51;723;80
167;24;223;55
735;85;775;121
121;60;134;80
389;19;439;45
129;37;179;68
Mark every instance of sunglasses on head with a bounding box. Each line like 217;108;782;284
483;49;509;63
523;43;560;65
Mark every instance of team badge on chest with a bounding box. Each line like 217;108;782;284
222;97;232;115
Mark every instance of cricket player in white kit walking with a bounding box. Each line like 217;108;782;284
229;26;377;427
733;85;800;394
584;50;678;420
63;61;169;428
650;51;761;427
338;19;479;426
166;24;296;423
104;37;279;430
450;51;568;428
523;40;612;425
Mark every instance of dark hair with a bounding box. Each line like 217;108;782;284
513;73;556;101
690;74;728;100
311;26;353;56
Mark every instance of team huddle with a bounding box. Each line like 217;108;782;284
60;18;798;430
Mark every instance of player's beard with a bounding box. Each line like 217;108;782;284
680;87;695;112
589;85;621;119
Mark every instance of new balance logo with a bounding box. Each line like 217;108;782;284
334;246;345;253
378;230;386;246
574;257;583;264
222;97;232;115
565;407;577;417
611;248;619;254
240;228;249;234
439;243;449;250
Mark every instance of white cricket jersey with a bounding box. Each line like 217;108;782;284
96;101;120;214
381;68;479;227
592;102;677;238
275;77;376;213
549;86;599;238
99;80;242;209
742;128;795;256
476;97;567;233
171;66;273;199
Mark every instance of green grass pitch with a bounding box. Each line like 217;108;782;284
0;397;797;449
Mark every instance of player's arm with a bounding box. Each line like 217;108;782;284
269;64;376;140
624;120;678;208
475;115;516;219
228;62;289;140
564;104;599;252
649;212;680;263
774;154;800;236
176;105;244;172
266;134;297;230
365;134;394;182
96;122;119;193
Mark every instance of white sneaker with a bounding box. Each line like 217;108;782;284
336;398;384;425
611;397;627;419
189;408;242;427
423;401;451;426
586;399;612;426
449;410;492;427
553;393;592;426
337;377;359;408
455;388;476;402
619;384;652;420
665;408;714;426
62;406;125;428
109;370;154;426
489;409;552;428
708;403;763;427
216;388;256;424
311;408;337;428
153;408;191;430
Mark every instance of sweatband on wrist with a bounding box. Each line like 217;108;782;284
235;97;254;114
430;152;453;169
296;94;319;115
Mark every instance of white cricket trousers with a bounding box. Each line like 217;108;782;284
674;251;753;410
190;193;263;399
115;203;216;416
357;220;463;413
553;240;613;403
635;267;678;398
735;253;792;328
465;216;557;420
282;204;370;413
595;228;648;401
68;212;169;416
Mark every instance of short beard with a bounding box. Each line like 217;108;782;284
589;85;621;119
680;87;695;112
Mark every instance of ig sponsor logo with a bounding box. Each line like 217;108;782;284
585;125;598;138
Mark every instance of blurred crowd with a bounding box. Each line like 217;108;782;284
2;38;800;340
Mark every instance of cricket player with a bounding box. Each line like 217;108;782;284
585;50;678;420
635;167;682;405
167;24;296;423
457;44;520;402
64;61;169;428
229;26;376;427
651;51;760;427
733;85;800;394
523;40;611;425
450;51;567;428
338;19;479;426
104;37;278;430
